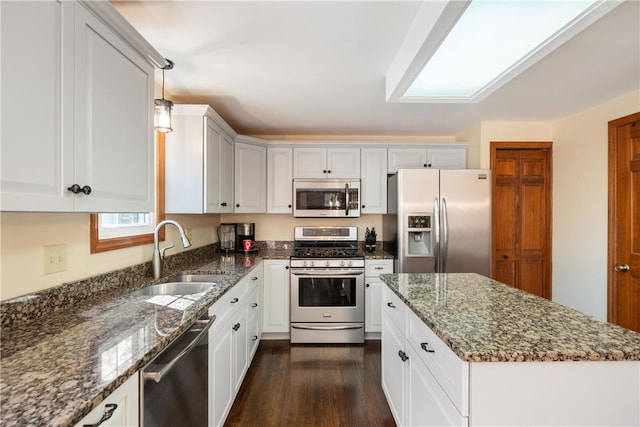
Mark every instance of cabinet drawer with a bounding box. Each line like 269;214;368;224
209;279;249;327
407;309;469;416
382;285;406;334
365;260;393;277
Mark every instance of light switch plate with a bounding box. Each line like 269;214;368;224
44;244;67;274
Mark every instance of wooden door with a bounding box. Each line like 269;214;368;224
491;142;552;299
608;112;640;332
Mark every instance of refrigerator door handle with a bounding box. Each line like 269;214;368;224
441;197;449;272
433;197;440;272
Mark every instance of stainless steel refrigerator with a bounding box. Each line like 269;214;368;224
384;168;491;275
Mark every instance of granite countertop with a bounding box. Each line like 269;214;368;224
380;273;640;362
0;249;279;427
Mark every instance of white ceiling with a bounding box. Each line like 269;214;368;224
112;0;640;137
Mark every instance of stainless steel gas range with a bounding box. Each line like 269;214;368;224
290;226;365;344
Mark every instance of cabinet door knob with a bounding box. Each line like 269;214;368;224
232;323;241;331
323;170;327;173
236;204;240;208
288;204;292;208
362;205;366;209
68;184;92;195
251;303;258;308
398;350;409;362
230;298;239;304
366;283;370;287
252;335;258;341
327;170;331;174
221;202;227;207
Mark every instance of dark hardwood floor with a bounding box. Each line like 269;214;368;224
224;340;396;427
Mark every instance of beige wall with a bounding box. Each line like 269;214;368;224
220;214;383;242
0;212;219;300
551;90;640;320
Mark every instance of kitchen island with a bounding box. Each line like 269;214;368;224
379;273;640;426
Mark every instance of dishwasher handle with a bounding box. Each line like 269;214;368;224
143;315;216;384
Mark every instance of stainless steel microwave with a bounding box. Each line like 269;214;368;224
293;179;360;218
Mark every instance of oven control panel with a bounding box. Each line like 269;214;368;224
290;258;365;268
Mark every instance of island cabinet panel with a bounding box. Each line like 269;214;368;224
468;361;640;427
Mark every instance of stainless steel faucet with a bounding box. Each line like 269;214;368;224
152;220;192;279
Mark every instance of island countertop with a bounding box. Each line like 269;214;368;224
380;273;640;362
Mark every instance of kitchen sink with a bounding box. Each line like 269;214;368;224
131;282;217;296
168;273;229;283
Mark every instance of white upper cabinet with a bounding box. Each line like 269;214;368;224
267;147;293;213
360;148;388;214
166;105;235;214
388;146;466;173
1;1;160;212
293;147;360;179
234;138;267;213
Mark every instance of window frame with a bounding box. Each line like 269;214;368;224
90;132;166;253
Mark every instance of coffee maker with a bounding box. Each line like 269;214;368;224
235;222;257;253
218;223;236;253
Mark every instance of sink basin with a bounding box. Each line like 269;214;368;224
132;282;216;296
169;273;228;283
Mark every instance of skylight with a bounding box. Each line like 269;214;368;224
402;0;602;101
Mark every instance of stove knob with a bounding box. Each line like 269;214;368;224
339;260;346;267
303;260;309;268
347;260;353;267
325;260;331;267
309;260;315;267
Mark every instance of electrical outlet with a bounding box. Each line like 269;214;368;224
44;244;67;274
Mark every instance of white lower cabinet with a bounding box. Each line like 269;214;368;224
364;259;393;334
208;262;263;427
262;259;290;335
75;372;139;427
381;286;468;427
407;344;467;427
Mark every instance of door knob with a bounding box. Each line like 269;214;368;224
614;264;630;272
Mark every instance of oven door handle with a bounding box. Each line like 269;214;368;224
290;270;364;276
345;183;350;216
291;324;364;331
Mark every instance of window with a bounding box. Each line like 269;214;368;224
90;133;165;253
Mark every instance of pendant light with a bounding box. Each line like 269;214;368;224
154;59;174;133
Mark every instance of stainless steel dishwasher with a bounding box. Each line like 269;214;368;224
141;314;215;426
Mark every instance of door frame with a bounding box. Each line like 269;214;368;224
607;112;640;325
490;141;553;298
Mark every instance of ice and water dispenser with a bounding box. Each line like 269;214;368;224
406;214;432;256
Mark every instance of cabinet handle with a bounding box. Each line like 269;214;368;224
420;342;435;353
83;403;117;427
327;170;331;174
398;350;409;362
230;298;239;304
221;202;227;207
252;276;258;280
251;303;258;308
236;204;240;208
285;266;290;270
323;170;327;173
375;266;384;270
387;302;396;308
68;184;92;195
288;204;292;208
252;335;258;341
362;204;366;209
366;283;370;288
232;323;241;331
